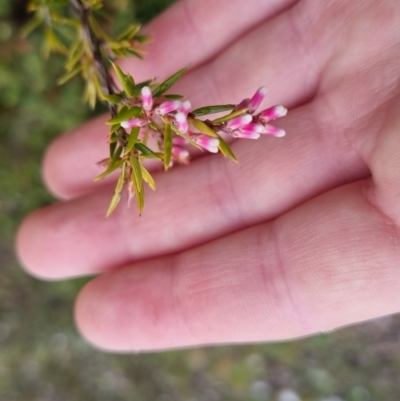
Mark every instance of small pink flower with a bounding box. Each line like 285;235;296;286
234;98;250;111
141;86;153;111
259;105;288;122
174;112;189;134
240;123;265;134
193;135;220;153
248;86;267;114
172;146;190;164
179;100;192;116
156;100;182;116
226;114;253;130
232;130;260;139
172;136;189;146
121;118;147;129
260;124;286;137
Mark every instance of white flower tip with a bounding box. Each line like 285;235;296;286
182;100;191;109
277;106;288;117
120;121;129;129
141;86;152;96
242;114;253;124
276;128;286;137
175;112;186;122
258;86;268;95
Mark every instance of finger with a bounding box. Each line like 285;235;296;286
119;0;297;82
17;103;369;280
74;178;400;351
364;96;400;227
43;4;323;200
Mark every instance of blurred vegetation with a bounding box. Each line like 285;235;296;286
1;1;400;400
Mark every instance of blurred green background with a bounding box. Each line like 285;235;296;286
1;1;400;400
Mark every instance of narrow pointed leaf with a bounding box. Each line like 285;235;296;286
130;153;145;213
102;93;123;104
95;159;124;181
57;64;83;85
216;134;238;163
192;104;236;117
110;61;135;97
125;127;140;154
106;193;121;218
191;119;218;138
106;106;142;125
134;143;163;160
141;166;156;190
164;122;172;170
152;67;187;97
115;162;127;194
164;94;184;100
211;108;249;125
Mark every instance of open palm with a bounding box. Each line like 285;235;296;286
17;0;400;351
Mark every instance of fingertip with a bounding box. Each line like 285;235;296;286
74;263;188;352
16;208;57;281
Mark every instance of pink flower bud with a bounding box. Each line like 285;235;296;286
155;100;182;116
226;114;253;130
172;146;190;164
248;86;267;113
234;98;250;111
180;100;192;115
174;112;189;134
261;124;286;137
258;105;288;122
121;118;147;129
141;86;153;111
193;135;220;153
232;130;260;139
172;136;189;146
240;123;265;134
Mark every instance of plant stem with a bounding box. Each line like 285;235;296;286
70;0;128;146
70;0;116;116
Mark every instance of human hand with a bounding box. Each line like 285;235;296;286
17;0;400;351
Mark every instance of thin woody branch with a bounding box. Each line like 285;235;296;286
70;0;117;117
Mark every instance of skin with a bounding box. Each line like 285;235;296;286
16;0;400;352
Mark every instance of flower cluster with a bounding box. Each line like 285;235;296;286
118;86;287;168
218;87;287;139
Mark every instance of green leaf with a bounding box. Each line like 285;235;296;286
130;153;145;214
109;125;120;135
95;158;124;181
191;104;236;117
57;64;83;85
164;94;184;100
110;61;135;97
152;67;187;97
191;119;218;138
216;134;238;163
125;127;140;154
163;122;172;170
106;107;142;125
106;192;121;218
211;108;249;125
101;93;123;104
109;141;117;159
141;166;156;191
134;143;163;160
115;161;127;194
117;24;141;42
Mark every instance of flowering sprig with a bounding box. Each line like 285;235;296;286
24;0;288;216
